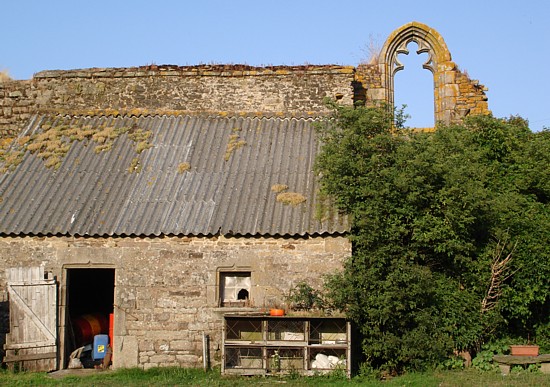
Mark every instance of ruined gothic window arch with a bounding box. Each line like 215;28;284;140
378;22;455;126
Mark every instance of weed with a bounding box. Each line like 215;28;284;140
440;355;465;370
276;192;307;206
359;34;382;65
127;157;142;174
271;184;289;193
178;162;191;174
472;341;508;371
286;281;325;310
44;156;62;170
135;141;153;154
94;143;113;154
224;129;247;161
17;136;31;146
0;69;12;82
128;129;154;154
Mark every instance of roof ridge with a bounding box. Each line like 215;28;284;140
35;108;328;120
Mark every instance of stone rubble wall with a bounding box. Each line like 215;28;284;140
0;65;356;138
0;60;490;139
0;234;350;369
453;69;490;118
356;63;383;104
0;80;33;137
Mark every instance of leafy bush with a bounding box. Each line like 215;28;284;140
316;105;550;373
286;281;325;311
472;341;508;371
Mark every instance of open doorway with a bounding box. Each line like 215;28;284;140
65;268;115;368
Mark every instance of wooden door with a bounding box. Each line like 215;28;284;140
3;267;58;371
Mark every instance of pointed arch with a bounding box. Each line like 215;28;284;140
378;22;455;126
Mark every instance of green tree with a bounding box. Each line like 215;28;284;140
315;104;550;372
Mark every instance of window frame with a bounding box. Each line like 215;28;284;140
218;271;252;307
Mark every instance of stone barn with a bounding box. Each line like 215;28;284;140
0;22;489;372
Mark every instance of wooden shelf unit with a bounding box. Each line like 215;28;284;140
222;315;351;377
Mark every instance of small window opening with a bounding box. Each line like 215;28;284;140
237;289;249;300
220;272;251;307
394;42;434;128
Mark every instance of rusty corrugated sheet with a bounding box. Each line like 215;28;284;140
0;114;348;237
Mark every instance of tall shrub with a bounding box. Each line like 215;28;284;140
315;105;550;372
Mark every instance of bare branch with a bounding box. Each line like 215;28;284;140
481;239;518;313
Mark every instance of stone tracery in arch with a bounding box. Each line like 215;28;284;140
392;38;434;74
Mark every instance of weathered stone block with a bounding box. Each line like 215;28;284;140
176;354;200;364
138;340;155;351
170;340;193;351
149;354;175;363
8;91;23;98
113;335;139;369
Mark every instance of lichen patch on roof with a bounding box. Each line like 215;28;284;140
0;116;154;173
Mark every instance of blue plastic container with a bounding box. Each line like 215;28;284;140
92;334;109;360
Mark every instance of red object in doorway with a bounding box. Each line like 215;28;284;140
72;313;109;346
109;313;114;360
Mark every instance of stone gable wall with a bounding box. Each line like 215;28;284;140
0;234;350;369
0;65;356;138
0;62;490;139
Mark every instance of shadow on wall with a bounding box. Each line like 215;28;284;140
0;300;8;368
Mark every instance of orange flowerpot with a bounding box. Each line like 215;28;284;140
510;345;539;356
269;309;285;316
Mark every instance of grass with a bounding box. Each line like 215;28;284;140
1;367;549;387
0;69;11;82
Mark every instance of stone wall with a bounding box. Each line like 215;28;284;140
0;65;356;138
0;62;489;140
0;234;350;369
454;70;489;117
0;79;33;137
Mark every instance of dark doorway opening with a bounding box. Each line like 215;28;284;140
65;268;115;367
67;268;114;317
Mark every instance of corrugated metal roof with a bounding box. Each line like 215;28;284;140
0;114;348;237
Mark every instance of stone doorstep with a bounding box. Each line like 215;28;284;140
48;368;113;379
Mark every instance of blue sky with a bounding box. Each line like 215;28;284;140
2;1;549;130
